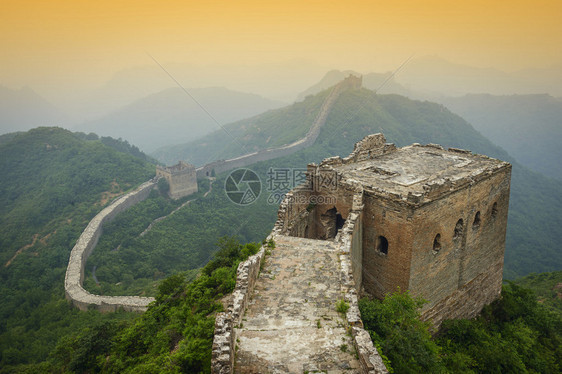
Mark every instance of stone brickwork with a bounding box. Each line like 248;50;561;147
279;133;511;329
211;241;268;374
337;198;388;373
64;180;158;312
224;178;388;373
156;161;198;199
233;236;366;373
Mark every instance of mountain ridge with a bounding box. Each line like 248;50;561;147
0;86;69;135
439;93;562;181
154;86;562;278
73;86;285;153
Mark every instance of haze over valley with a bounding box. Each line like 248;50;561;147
1;1;562;372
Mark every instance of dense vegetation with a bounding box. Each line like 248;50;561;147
513;271;562;318
75;132;160;164
84;173;276;297
0;128;154;369
360;282;562;373
153;88;562;278
0;127;278;370
152;89;329;166
23;238;261;373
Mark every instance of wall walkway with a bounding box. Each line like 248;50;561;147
234;235;361;372
64;180;158;312
64;76;355;313
197;75;361;178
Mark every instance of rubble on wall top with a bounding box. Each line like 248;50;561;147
315;134;511;205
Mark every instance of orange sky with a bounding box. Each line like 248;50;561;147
1;0;561;91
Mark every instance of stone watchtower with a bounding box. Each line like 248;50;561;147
156;161;198;199
278;134;511;327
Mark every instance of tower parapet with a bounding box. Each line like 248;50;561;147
341;74;362;90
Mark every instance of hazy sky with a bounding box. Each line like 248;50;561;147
2;0;561;92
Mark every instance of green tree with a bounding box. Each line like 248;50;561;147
359;289;444;373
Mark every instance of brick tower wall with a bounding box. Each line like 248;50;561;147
408;167;511;326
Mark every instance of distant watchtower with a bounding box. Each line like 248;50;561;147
341;74;362;90
278;133;511;327
156;161;198;199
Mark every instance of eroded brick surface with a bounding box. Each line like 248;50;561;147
235;236;361;373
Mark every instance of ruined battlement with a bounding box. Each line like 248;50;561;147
340;73;363;90
321;134;511;207
278;133;512;328
156;161;198;199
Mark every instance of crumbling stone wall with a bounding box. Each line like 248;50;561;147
409;165;511;326
336;193;388;373
211;240;269;373
269;183;388;373
64;180;157;312
276;133;511;332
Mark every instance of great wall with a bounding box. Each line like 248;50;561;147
64;75;361;313
64;180;158;312
64;75;511;374
212;202;389;373
195;75;362;178
211;133;510;373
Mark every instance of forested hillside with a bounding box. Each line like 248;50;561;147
154;87;562;278
0;128;154;368
359;281;562;373
513;271;562;317
82;176;276;297
151;89;330;166
0;127;280;371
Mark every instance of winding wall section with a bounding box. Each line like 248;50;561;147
196;75;361;178
64;180;158;312
65;76;361;314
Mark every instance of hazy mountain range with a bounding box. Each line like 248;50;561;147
28;60;329;122
440;93;562;181
72;86;285;152
295;68;562;183
295;57;562;101
397;56;562;98
2;56;561;170
152;86;562;279
0;86;69;134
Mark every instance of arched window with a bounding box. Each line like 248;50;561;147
453;219;464;240
376;236;389;255
433;234;441;252
491;202;498;218
472;211;481;229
